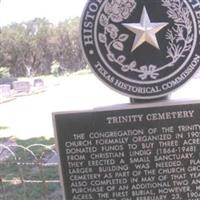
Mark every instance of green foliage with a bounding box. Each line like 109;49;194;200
0;137;59;200
72;66;92;76
0;126;9;130
0;17;87;77
51;62;60;76
0;67;10;78
16;137;55;146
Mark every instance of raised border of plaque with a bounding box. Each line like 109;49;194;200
53;100;200;200
81;0;200;100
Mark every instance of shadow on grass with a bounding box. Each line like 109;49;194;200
0;126;9;130
0;136;55;146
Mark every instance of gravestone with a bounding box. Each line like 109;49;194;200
33;78;44;88
0;84;11;98
0;78;18;88
13;81;31;93
53;0;200;199
0;84;11;102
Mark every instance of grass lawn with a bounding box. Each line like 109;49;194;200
0;72;127;139
0;137;62;200
0;69;200;140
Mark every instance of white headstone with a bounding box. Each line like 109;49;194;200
13;81;31;93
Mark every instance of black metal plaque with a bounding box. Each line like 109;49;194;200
81;0;200;99
54;101;200;200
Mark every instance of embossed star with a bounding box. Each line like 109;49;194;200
122;6;169;52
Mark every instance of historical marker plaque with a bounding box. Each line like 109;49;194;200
81;0;200;99
55;1;200;199
54;101;200;200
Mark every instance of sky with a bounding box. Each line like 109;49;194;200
0;0;87;26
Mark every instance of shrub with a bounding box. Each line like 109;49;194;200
51;63;60;77
0;67;10;78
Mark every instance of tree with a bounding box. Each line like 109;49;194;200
53;17;86;73
21;18;54;76
0;18;54;76
67;17;87;71
0;17;86;77
0;23;27;76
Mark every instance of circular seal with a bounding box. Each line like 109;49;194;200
81;0;200;99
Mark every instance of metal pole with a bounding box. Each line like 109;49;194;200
18;161;28;200
0;176;7;200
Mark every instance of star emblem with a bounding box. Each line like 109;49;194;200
122;6;169;52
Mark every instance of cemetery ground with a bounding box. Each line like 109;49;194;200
0;137;61;200
0;71;199;140
0;71;199;199
0;71;127;199
0;71;127;139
